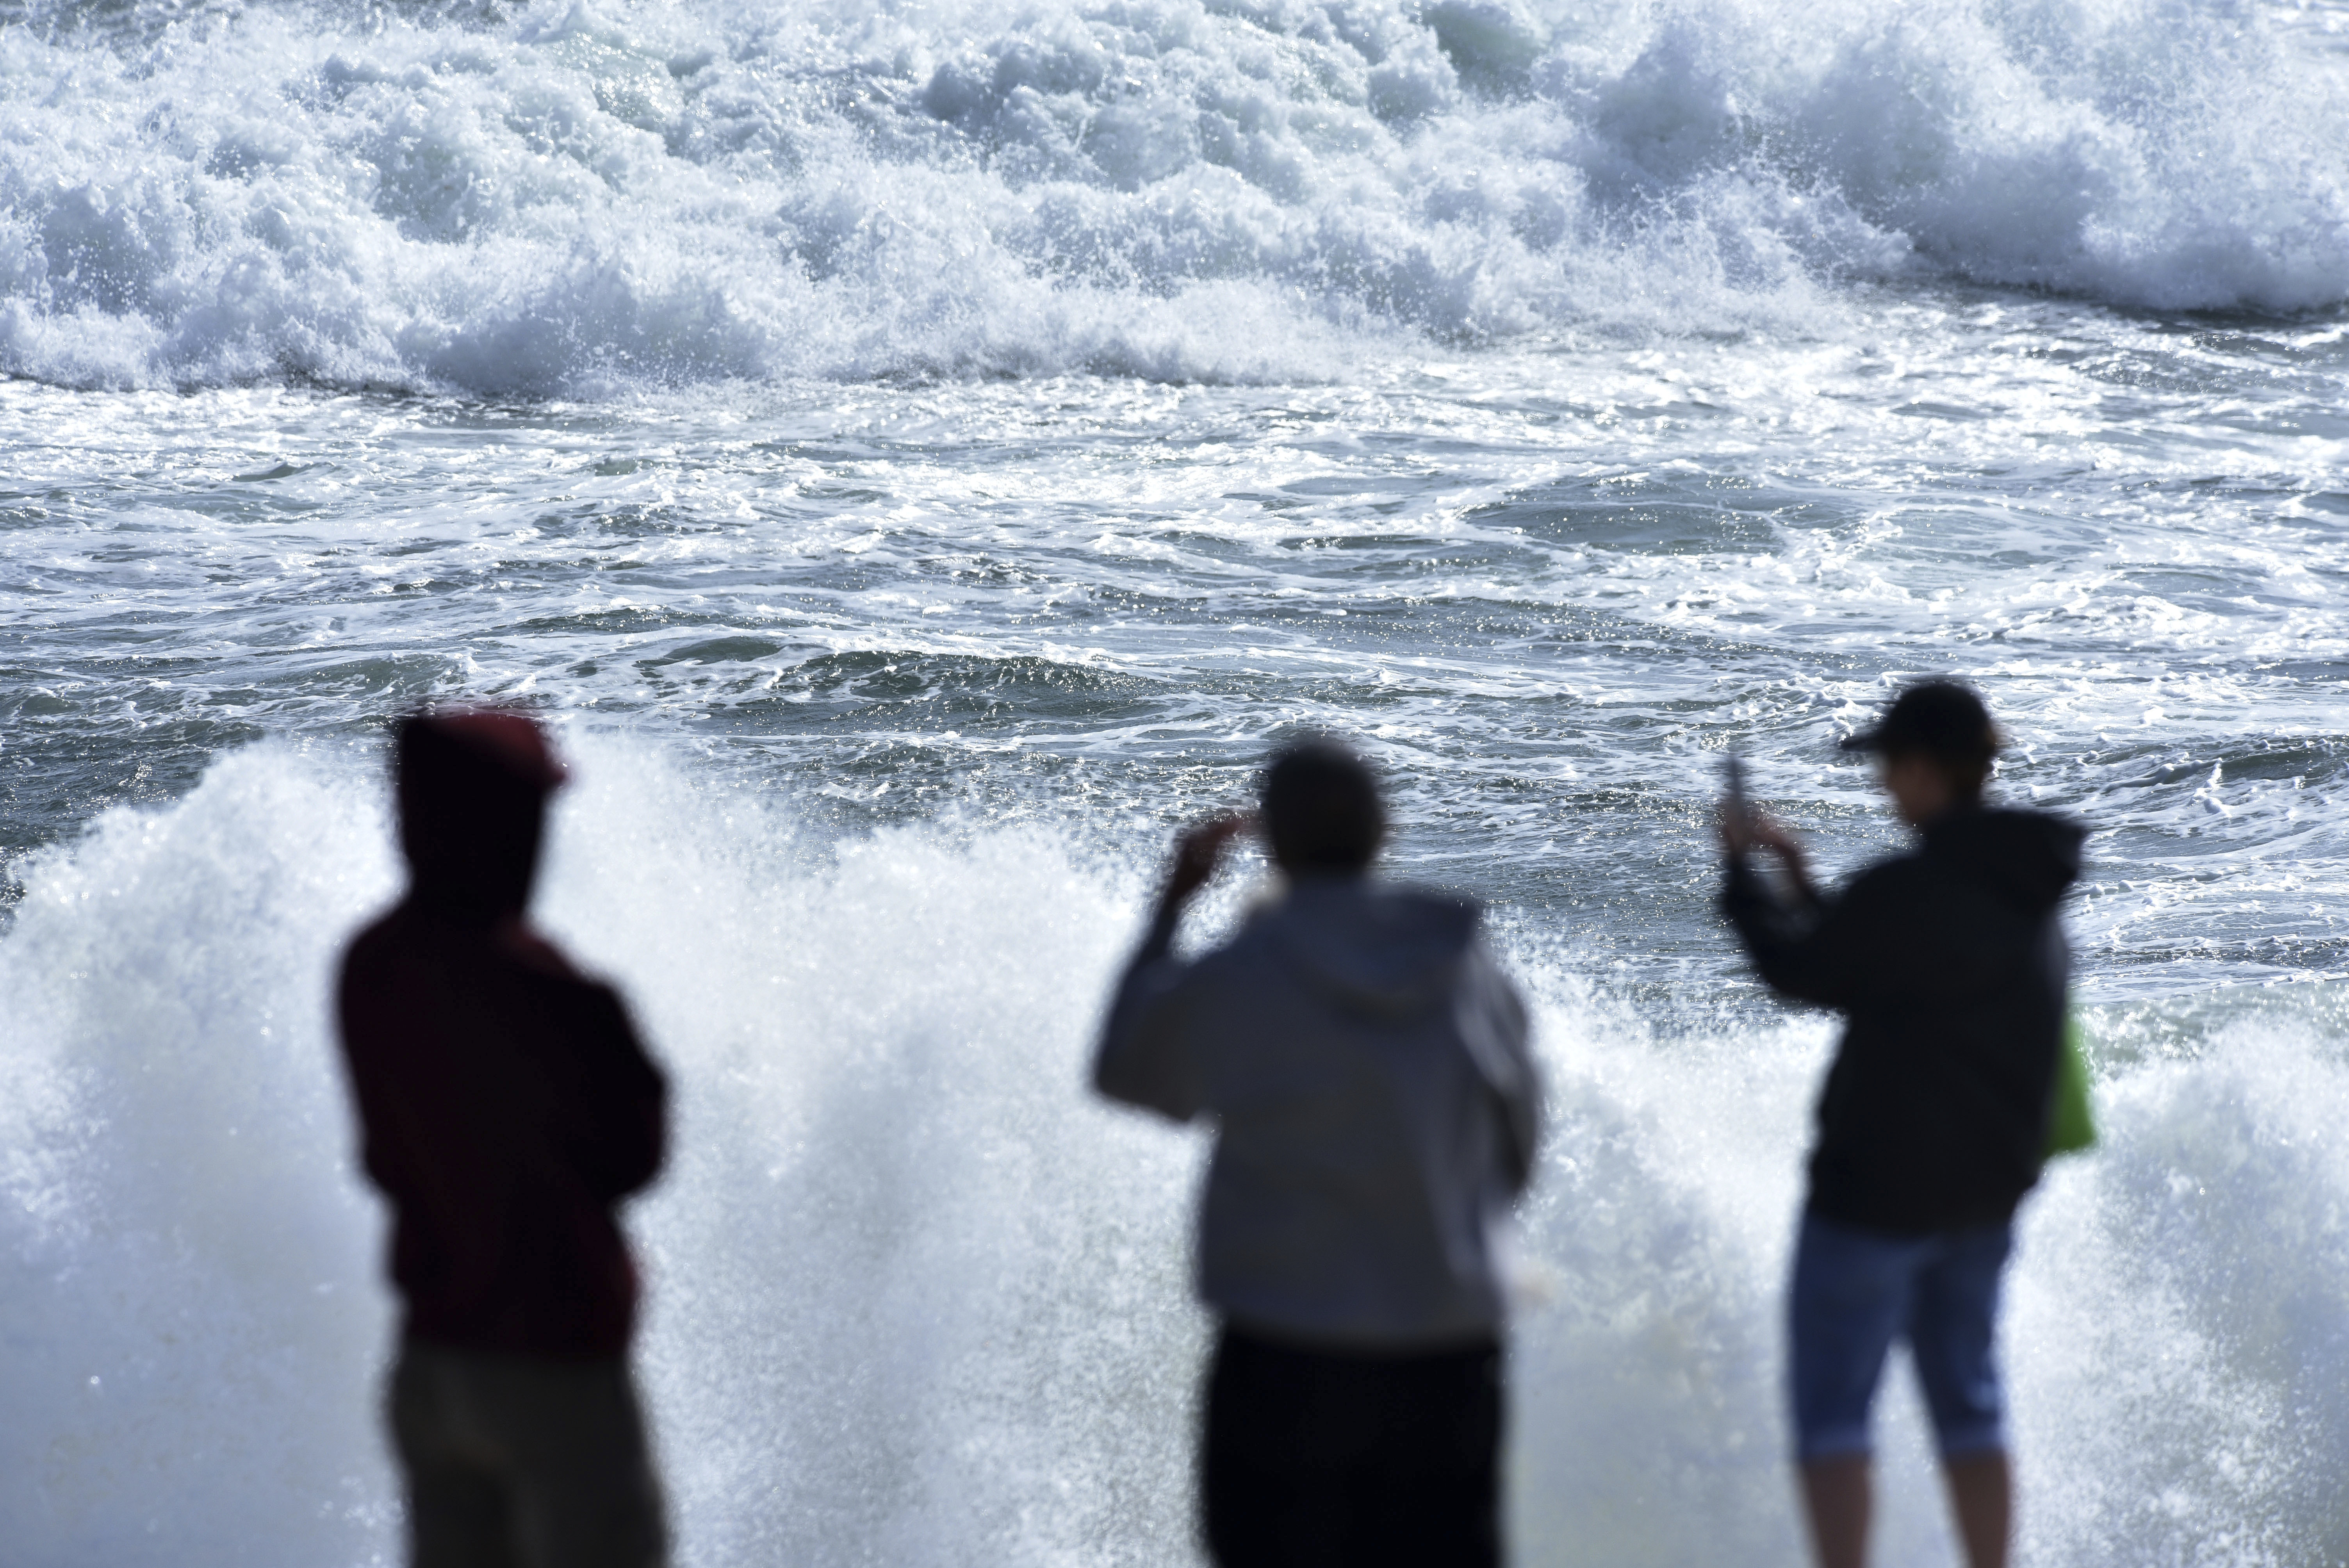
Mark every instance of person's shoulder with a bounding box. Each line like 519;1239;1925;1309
1925;805;2087;909
342;910;599;993
1171;897;1315;992
1314;877;1483;932
1839;847;1932;904
494;927;628;1009
1961;805;2089;858
1377;881;1483;923
340;901;422;983
1238;880;1481;949
1186;914;1279;977
497;923;582;977
336;905;446;1053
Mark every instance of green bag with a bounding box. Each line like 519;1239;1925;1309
2045;1014;2098;1158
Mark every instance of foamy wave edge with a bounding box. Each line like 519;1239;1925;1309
1;0;2344;394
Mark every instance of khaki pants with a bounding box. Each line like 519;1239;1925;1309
389;1341;667;1568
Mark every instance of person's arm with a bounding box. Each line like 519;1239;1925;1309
497;926;669;1202
1458;941;1540;1196
1720;793;1821;911
565;984;668;1203
1719;805;1877;1008
1092;814;1248;1121
335;947;412;1199
335;935;514;1303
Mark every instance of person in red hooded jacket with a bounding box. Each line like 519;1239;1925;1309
337;710;669;1568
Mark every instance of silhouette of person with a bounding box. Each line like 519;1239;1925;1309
337;711;669;1568
1721;681;2082;1568
1094;738;1541;1568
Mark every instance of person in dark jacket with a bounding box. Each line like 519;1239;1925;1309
338;710;669;1568
1721;681;2082;1568
1095;739;1540;1568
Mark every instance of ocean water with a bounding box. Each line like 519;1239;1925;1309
4;0;2348;1562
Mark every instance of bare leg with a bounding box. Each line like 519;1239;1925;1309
1798;1455;1870;1568
1942;1450;2011;1568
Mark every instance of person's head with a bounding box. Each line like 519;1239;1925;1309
1260;737;1385;878
395;709;567;922
1839;680;1998;827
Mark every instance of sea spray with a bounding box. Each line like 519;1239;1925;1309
540;742;1208;1568
0;746;397;1566
4;738;2347;1564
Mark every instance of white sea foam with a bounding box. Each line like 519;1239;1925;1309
3;737;2346;1564
0;0;2342;392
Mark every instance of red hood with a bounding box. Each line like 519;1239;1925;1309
396;710;564;924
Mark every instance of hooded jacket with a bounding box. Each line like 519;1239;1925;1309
337;718;666;1359
1723;806;2084;1235
1095;878;1539;1350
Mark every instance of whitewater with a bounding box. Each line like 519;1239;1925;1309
3;0;2348;1562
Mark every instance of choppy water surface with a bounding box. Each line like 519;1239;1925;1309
4;0;2349;1562
11;314;2347;986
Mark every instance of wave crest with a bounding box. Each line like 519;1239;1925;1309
1;0;2343;391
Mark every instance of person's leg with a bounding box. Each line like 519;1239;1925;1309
1203;1329;1280;1568
1942;1450;2011;1568
1908;1222;2016;1568
487;1357;667;1568
390;1345;520;1568
1788;1213;1921;1568
1799;1454;1871;1568
1203;1327;1360;1568
1347;1341;1502;1568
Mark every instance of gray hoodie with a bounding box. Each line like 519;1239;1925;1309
1094;877;1540;1349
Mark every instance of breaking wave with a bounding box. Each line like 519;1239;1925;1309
1;0;2345;392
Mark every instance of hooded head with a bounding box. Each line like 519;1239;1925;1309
396;709;567;924
1262;737;1385;878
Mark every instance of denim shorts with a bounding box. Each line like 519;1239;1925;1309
1788;1212;2014;1462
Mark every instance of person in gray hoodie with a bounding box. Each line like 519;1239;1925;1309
1093;738;1540;1568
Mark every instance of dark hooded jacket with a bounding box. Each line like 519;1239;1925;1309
337;718;666;1359
1095;878;1539;1349
1723;806;2084;1235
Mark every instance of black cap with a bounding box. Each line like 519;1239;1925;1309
1840;680;1998;764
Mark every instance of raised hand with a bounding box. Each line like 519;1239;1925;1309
1163;812;1253;908
1720;800;1818;906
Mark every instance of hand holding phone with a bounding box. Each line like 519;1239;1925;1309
1720;754;1754;854
1164;811;1253;907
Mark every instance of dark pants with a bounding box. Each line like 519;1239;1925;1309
1203;1324;1503;1568
390;1340;667;1568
